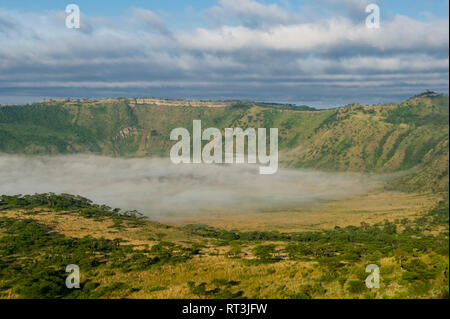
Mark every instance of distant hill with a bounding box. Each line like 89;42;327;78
0;94;448;192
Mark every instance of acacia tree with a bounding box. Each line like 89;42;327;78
253;244;276;261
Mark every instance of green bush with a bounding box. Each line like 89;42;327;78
347;280;366;294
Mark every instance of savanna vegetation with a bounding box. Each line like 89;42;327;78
0;93;448;299
0;193;448;299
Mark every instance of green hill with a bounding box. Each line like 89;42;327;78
0;94;448;192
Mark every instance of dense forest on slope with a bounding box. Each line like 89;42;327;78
0;93;448;192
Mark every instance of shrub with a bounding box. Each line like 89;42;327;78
347;280;366;294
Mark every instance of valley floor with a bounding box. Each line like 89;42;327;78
0;192;448;299
161;191;440;232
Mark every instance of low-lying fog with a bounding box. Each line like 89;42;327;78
0;154;379;219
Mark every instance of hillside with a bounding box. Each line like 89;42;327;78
0;94;448;192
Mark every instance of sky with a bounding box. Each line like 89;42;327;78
0;0;448;107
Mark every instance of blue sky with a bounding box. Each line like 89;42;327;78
0;0;448;107
0;0;448;20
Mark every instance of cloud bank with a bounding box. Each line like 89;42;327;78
0;0;448;106
0;154;378;219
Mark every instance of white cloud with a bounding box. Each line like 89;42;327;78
312;0;374;21
316;0;371;10
177;15;448;52
0;154;377;217
207;0;299;26
128;8;173;37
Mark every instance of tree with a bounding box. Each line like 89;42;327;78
227;241;242;258
253;244;276;261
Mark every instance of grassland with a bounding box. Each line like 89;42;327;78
0;193;448;299
160;191;439;232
